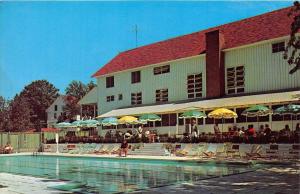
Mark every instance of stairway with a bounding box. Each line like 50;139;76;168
129;143;166;156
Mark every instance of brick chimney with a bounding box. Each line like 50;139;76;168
205;30;225;98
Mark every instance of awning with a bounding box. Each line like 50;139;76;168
98;91;300;118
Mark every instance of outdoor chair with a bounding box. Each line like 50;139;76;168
202;144;218;158
226;144;241;158
109;145;121;155
96;144;114;155
265;144;281;159
245;145;263;159
287;144;300;159
187;144;207;158
92;145;104;154
175;144;192;157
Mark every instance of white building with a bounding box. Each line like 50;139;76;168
46;95;66;127
91;7;300;135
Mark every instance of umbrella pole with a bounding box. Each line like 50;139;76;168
257;115;259;130
222;118;224;140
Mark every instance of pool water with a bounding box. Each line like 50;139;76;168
0;155;260;193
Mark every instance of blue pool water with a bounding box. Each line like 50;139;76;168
0;155;260;193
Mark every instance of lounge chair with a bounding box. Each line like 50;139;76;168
109;145;121;155
246;145;263;159
175;144;192;157
203;144;218;158
90;144;103;154
96;144;113;155
265;144;281;159
187;144;207;158
226;144;241;158
286;144;300;159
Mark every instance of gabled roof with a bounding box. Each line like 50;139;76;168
93;6;292;77
78;87;97;105
46;95;66;112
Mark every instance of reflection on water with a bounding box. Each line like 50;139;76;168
0;156;258;193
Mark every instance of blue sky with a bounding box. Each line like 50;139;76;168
0;1;292;99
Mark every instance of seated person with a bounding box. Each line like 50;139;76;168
4;143;13;154
119;140;128;157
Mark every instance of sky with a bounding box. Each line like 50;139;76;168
0;1;292;99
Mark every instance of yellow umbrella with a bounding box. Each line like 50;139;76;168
118;116;138;124
208;108;238;138
208;108;237;119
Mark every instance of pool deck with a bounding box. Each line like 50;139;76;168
0;153;299;194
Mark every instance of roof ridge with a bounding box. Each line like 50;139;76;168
118;6;291;55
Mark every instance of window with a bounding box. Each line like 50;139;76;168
54;113;57;119
54;105;57;111
131;71;141;83
156;89;168;102
106;76;114;88
187;73;202;99
131;92;142;105
106;95;114;102
226;66;245;94
118;94;123;101
153;65;170;75
272;42;285;53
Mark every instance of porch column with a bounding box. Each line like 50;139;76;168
269;104;272;129
233;107;237;124
93;104;96;118
176;113;179;135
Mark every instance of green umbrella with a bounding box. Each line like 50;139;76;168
101;117;118;126
274;104;300;115
139;114;162;122
274;104;300;133
242;105;272;129
83;119;100;127
55;122;73;128
242;105;272;117
72;120;86;127
179;110;207;119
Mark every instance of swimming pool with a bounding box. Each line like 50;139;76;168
0;155;260;193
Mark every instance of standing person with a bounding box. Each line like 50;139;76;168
137;126;143;140
248;125;256;143
119;140;128;157
264;124;272;143
214;123;221;141
191;120;198;143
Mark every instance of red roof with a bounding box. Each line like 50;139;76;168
93;7;292;77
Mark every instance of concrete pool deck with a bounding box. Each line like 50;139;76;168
0;153;299;194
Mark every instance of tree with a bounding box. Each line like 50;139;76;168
8;95;33;131
63;80;96;120
18;80;59;130
87;80;96;91
0;96;10;131
284;1;300;74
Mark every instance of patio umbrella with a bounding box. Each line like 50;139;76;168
83;119;100;127
101;117;118;126
72;120;86;127
208;108;238;136
179;110;207;134
274;104;300;131
55;122;73;128
208;108;238;119
118;116;138;124
139;114;161;122
179;110;207;119
139;113;161;128
242;105;273;129
242;105;272;117
274;104;300;115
